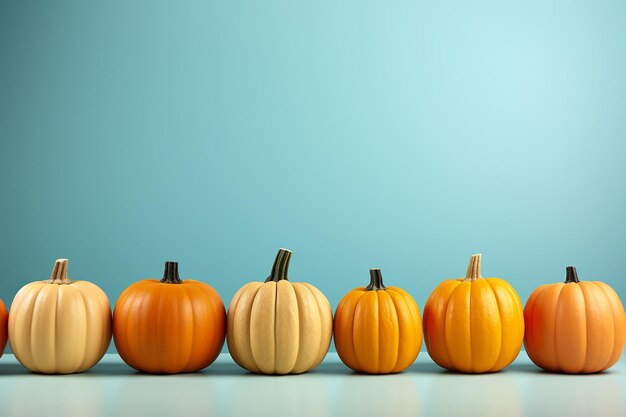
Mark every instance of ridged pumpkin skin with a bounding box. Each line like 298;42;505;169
113;262;226;374
8;259;112;374
227;249;333;374
423;254;524;373
334;269;422;374
524;267;626;374
0;298;7;357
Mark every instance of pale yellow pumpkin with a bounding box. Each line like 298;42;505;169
9;259;112;374
227;249;333;374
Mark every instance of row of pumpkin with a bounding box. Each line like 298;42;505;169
0;248;624;375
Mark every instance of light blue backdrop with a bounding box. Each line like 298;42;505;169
2;1;625;353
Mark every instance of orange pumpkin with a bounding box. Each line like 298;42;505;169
334;268;422;373
524;266;626;373
113;261;226;374
422;254;524;373
0;298;7;357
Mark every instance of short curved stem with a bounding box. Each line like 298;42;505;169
49;259;71;284
161;261;182;284
366;268;386;291
565;266;580;283
265;248;292;282
464;254;483;281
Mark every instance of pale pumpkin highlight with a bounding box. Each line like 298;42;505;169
9;259;112;374
227;249;333;374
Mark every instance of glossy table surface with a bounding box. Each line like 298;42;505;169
0;352;624;417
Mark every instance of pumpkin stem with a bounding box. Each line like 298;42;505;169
464;254;483;281
48;258;71;284
565;266;580;283
265;248;292;282
161;261;183;284
366;268;386;291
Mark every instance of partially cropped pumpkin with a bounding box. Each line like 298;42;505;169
334;269;422;373
227;248;333;374
113;261;226;374
0;298;7;357
422;254;524;373
9;259;112;374
524;266;626;373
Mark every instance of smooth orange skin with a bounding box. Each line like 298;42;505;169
113;279;226;374
422;277;524;373
524;281;626;374
334;286;422;374
0;298;7;357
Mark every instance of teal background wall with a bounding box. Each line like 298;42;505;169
2;1;626;353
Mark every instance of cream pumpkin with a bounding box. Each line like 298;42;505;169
227;248;333;374
9;259;112;374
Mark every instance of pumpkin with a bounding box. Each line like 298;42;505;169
0;298;7;357
8;259;112;374
113;261;226;374
524;266;626;373
227;248;333;374
422;254;524;373
334;268;422;373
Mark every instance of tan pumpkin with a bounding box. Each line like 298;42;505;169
227;248;333;374
9;259;112;374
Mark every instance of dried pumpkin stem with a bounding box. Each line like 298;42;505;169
48;259;71;285
265;248;292;282
366;268;386;291
565;266;580;283
161;261;183;284
464;254;483;281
